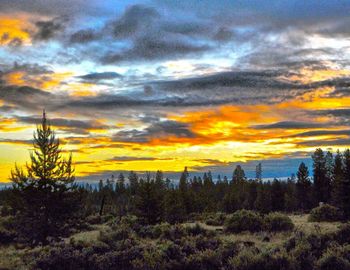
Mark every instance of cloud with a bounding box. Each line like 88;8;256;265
110;4;160;39
33;17;67;41
69;29;100;44
291;129;350;138
106;156;170;162
77;72;122;81
16;115;111;134
113;120;194;143
0;85;52;110
253;121;329;130
100;35;210;64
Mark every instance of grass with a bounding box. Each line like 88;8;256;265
68;224;109;245
0;245;30;270
290;214;341;234
0;213;344;269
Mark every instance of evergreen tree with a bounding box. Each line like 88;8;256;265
163;189;186;224
116;173;125;192
271;179;284;211
128;171;138;195
312;148;330;203
296;162;312;211
135;177;162;224
232;165;246;182
284;178;297;212
255;163;262;181
254;182;272;213
9;111;81;244
342;149;350;218
332;151;345;215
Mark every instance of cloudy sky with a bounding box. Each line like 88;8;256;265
0;0;350;181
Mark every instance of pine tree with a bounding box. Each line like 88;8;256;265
163;189;186;224
271;179;284;211
232;165;246;182
116;173;125;192
342;149;350;218
254;182;272;213
331;151;344;211
312;148;330;203
256;163;262;181
9;111;81;244
135;177;162;224
296;162;312;211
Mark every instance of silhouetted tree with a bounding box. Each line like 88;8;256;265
9;111;81;244
296;162;312;211
313;148;330;204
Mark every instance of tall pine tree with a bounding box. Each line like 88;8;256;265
9;111;81;244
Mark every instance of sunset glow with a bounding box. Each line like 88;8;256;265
1;1;350;182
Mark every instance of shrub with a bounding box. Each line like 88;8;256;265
161;224;187;241
205;213;225;226
86;215;102;225
264;212;294;232
0;227;16;244
228;249;294;270
224;210;264;233
227;248;263;270
186;223;210;236
186;249;222;270
333;224;350;244
316;245;350;270
98;226;133;247
308;204;342;222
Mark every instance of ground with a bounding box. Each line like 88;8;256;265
0;214;343;270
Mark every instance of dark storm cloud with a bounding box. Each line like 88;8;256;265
253;121;329;130
313;109;350;125
77;72;122;81
299;138;350;147
69;29;100;44
113;120;194;143
2;62;53;76
100;35;210;64
316;109;350;118
291;130;350;138
33;17;67;41
0;85;52;110
110;4;160;39
16;116;110;133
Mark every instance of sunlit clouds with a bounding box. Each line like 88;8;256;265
0;1;350;181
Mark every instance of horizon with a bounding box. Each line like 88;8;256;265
1;0;350;182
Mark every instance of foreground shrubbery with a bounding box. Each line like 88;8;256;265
264;212;294;232
224;210;294;233
224;210;264;233
29;221;350;270
309;204;343;222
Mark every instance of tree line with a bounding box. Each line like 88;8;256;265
1;112;350;244
83;147;350;225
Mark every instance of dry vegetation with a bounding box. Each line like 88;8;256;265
0;213;344;270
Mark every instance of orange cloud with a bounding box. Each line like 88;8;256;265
0;14;35;46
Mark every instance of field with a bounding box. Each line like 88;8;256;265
0;213;343;270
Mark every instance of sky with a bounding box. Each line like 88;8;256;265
0;0;350;182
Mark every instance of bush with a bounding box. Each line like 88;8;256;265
186;249;222;270
186;223;211;236
161;224;187;241
227;249;294;270
224;210;264;233
308;204;342;222
264;212;294;232
0;227;16;244
86;215;102;225
316;245;350;270
205;213;225;226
